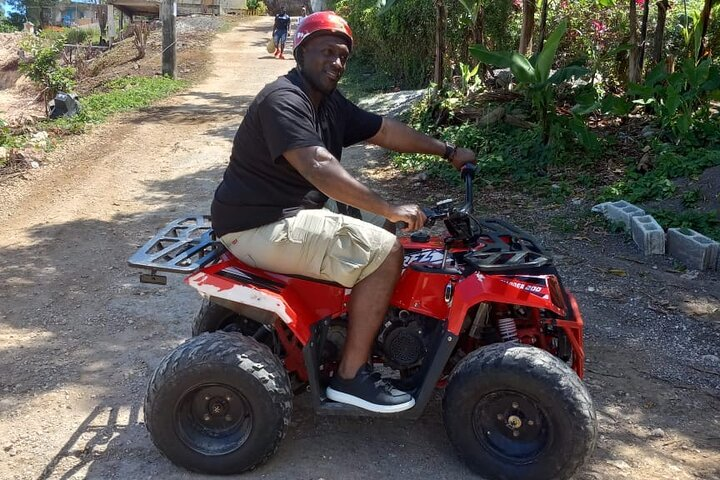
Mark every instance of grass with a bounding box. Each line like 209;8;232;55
0;76;188;169
48;76;188;134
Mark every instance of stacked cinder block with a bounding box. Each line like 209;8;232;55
666;228;720;271
631;215;665;255
593;200;719;270
604;200;646;229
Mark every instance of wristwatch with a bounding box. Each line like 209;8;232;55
442;142;457;162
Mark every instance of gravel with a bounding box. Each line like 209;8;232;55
176;15;225;35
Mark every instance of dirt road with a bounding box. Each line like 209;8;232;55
0;16;718;480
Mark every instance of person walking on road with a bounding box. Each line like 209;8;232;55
272;6;291;59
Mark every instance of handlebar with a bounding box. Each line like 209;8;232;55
459;163;476;214
396;162;476;231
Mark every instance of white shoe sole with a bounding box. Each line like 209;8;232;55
326;387;416;413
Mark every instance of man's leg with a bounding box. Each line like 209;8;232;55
279;33;286;59
220;210;414;412
337;240;403;379
325;237;415;413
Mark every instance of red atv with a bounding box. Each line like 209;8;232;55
129;166;597;480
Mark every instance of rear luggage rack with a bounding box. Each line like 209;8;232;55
463;218;552;272
128;215;222;274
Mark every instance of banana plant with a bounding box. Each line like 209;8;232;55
629;57;720;139
459;61;480;95
470;20;588;143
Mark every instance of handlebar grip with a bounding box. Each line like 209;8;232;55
461;163;476;178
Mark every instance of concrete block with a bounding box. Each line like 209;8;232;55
591;202;611;214
604;200;646;230
631;215;665;255
666;228;720;271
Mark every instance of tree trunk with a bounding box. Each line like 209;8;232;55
628;0;641;84
518;0;535;54
434;0;446;88
473;7;486;73
698;0;713;60
653;0;669;65
472;6;484;45
536;0;549;54
638;0;651;74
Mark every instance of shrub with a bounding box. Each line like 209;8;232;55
65;27;92;45
0;19;20;33
19;38;77;104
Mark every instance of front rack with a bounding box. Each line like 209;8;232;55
463;218;552;272
128;215;222;274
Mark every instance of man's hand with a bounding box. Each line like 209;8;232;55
450;147;476;171
386;204;426;232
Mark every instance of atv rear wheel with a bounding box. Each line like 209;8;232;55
443;343;596;480
144;331;292;474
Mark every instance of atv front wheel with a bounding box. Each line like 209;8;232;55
144;331;292;474
443;343;597;480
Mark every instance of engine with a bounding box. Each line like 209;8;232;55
376;310;438;373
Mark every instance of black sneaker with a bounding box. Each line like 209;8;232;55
326;365;416;413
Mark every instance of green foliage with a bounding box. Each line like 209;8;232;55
600;145;720;203
18;38;76;99
393;113;546;184
246;0;266;14
470;21;592;145
65;27;92;45
0;120;22;150
682;189;702;207
334;0;436;87
458;62;481;96
49;76;187;132
651;209;720;241
0;19;20;32
257;1;267;15
339;58;397;102
628;58;720;140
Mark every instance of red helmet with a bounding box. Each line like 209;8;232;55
293;11;353;54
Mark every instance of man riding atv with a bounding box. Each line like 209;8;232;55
211;11;476;413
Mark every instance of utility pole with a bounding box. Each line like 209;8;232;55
161;0;177;78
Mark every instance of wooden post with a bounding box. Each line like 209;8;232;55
519;0;536;54
161;0;177;78
433;0;446;89
653;0;669;65
628;0;640;84
107;5;116;44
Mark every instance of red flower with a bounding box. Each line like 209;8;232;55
591;19;606;34
636;0;645;5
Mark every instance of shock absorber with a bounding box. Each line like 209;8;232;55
497;317;518;342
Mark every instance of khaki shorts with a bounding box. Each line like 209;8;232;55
220;209;397;288
325;199;389;229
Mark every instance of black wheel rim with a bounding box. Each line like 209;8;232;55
472;390;550;464
175;383;253;456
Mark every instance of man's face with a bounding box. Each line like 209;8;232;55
300;35;350;95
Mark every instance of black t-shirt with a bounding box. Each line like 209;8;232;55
211;68;383;236
274;14;291;32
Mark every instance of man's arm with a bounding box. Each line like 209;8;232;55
368;117;475;170
283;146;426;230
